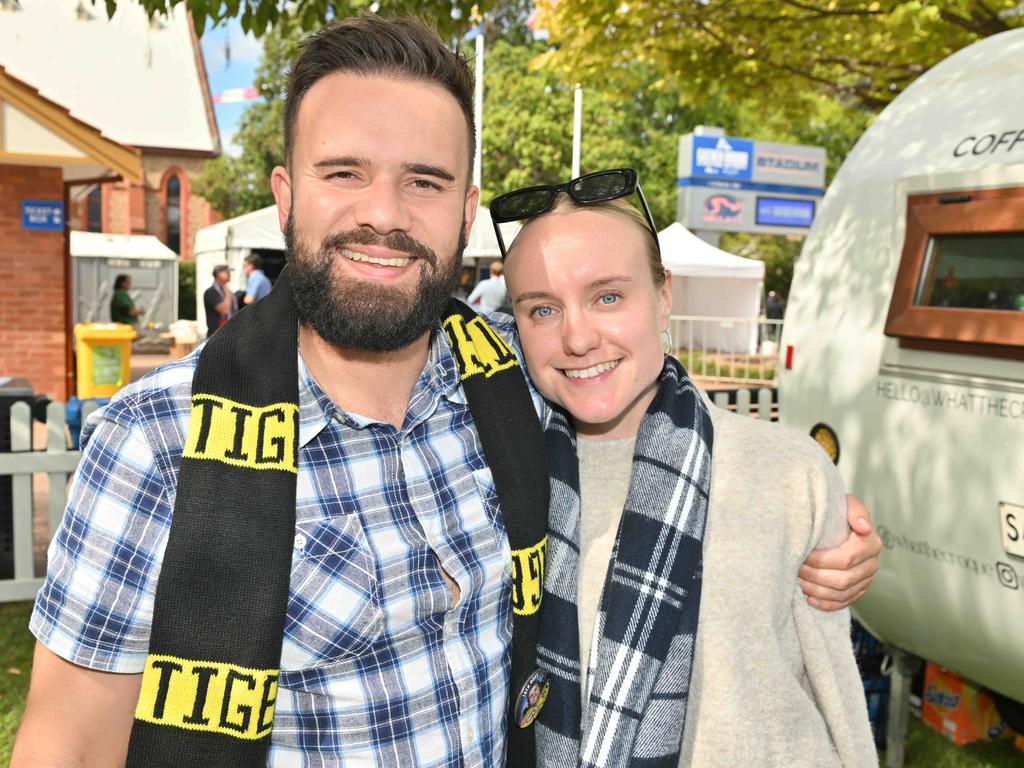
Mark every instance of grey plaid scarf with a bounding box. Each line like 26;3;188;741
535;357;713;768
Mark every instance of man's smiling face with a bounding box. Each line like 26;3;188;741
272;72;478;352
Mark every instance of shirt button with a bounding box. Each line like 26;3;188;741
466;725;476;743
293;533;307;550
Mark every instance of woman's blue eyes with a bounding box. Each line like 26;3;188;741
530;293;621;318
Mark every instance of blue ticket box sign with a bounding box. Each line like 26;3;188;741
21;200;65;231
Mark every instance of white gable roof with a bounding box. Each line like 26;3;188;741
0;0;218;153
658;222;765;280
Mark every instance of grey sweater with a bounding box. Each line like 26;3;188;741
677;398;878;767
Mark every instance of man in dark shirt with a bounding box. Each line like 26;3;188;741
203;264;236;337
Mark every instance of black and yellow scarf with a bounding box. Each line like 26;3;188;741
125;267;547;767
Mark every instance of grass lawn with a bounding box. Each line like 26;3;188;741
0;596;1022;766
891;719;1024;767
1;600;34;765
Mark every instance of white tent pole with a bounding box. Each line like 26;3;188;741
571;84;582;177
473;34;484;190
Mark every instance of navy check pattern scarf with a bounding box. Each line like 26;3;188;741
535;357;713;768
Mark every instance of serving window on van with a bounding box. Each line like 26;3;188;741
885;187;1024;359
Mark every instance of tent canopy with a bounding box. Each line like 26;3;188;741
71;231;179;260
193;205;285;256
465;205;520;261
192;203;517;264
658;222;765;354
658;222;765;280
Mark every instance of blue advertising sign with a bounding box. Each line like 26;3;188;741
755;197;815;228
691;136;754;181
21;200;65;231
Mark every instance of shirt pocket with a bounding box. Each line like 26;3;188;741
280;512;385;674
471;465;511;579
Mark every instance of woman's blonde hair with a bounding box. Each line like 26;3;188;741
508;192;666;287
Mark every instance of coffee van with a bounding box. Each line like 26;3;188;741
779;28;1024;727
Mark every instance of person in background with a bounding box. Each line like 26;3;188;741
242;253;272;304
110;274;143;325
203;263;236;337
497;177;877;767
766;289;786;320
467;259;510;313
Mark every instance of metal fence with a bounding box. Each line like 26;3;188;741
0;389;775;605
669;314;784;385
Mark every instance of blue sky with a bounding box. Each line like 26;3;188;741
200;18;262;155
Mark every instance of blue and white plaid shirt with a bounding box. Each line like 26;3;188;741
32;315;540;767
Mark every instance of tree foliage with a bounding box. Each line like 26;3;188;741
192;19;304;218
100;0;482;39
196;19;871;298
531;1;1024;118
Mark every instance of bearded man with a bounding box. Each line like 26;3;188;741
12;14;880;768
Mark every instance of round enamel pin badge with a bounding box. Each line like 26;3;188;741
515;667;550;729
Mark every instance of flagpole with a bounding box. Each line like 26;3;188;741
474;33;484;190
572;84;582;177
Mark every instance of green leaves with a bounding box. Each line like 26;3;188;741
532;0;1023;118
120;0;492;38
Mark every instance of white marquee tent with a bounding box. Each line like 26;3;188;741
658;222;766;354
192;204;517;325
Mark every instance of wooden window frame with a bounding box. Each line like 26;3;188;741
884;186;1024;360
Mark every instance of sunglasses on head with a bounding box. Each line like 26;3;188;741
489;168;661;259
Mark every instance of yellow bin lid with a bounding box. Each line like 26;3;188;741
74;322;138;341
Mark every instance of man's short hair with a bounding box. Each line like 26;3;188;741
114;274;130;290
244;253;264;269
284;14;476;178
213;264;231;277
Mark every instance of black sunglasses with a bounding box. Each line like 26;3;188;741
489;168;661;259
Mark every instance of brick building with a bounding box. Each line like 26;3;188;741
0;0;221;399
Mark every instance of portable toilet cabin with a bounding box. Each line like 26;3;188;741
71;231;179;328
779;28;1024;729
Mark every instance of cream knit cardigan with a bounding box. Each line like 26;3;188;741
677;397;878;767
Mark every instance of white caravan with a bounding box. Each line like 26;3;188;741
780;28;1024;730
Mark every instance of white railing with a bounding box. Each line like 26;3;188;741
708;387;778;421
0;401;92;603
669;314;784;385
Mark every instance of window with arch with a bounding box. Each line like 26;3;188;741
86;185;102;232
166;174;181;254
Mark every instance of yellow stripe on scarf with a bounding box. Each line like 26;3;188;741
442;313;519;380
135;654;278;740
511;536;546;616
183;394;298;473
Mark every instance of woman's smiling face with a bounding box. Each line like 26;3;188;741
505;206;671;440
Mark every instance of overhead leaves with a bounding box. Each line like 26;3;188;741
530;0;1024;118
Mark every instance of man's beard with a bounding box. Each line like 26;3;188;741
285;216;466;353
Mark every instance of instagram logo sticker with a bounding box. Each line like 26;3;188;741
996;562;1019;590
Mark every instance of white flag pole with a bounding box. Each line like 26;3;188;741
571;84;583;177
473;33;484;190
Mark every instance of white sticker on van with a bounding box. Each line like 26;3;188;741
1000;502;1024;560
